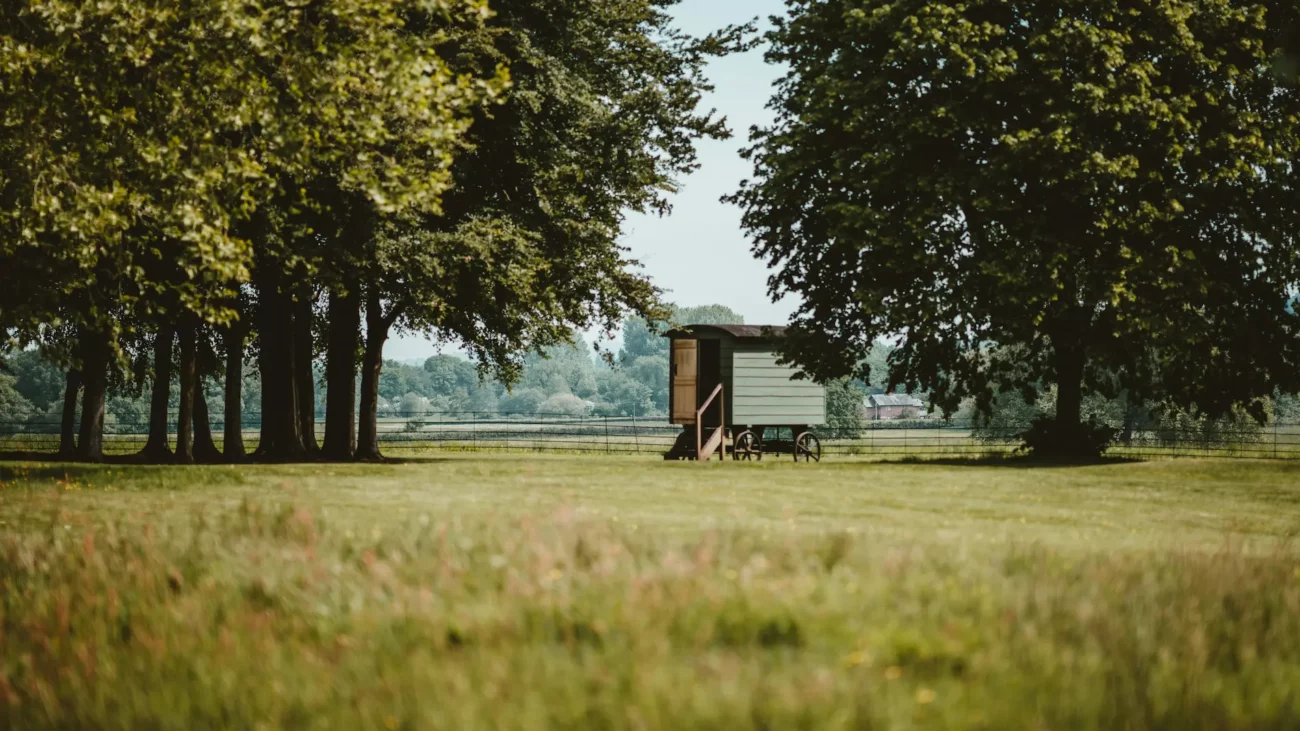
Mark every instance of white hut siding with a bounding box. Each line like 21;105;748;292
723;343;826;425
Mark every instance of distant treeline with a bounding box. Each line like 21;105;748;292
2;303;907;433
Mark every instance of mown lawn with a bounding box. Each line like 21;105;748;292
2;456;1300;729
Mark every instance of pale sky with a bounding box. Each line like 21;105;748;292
386;0;792;361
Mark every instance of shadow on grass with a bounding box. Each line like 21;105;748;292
861;453;1148;469
0;462;111;482
0;453;458;478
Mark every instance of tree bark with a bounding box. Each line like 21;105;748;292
58;369;81;459
355;291;394;461
1053;337;1086;431
322;287;360;460
192;381;223;462
223;324;246;462
141;324;175;460
175;323;196;464
295;286;319;453
253;298;272;459
1117;392;1140;446
75;332;109;463
255;270;307;461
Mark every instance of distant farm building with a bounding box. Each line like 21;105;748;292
866;394;926;421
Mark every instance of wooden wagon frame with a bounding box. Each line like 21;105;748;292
662;324;827;462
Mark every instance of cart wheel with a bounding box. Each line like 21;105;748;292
733;430;762;461
794;431;821;463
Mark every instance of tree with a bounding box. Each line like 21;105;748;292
625;356;670;413
825;378;865;432
541;393;594;418
4;351;65;412
221;302;252;462
468;386;500;413
235;2;503;462
140;327;175;460
595;369;654;417
620;303;747;363
732;0;1300;457
499;388;546;415
519;342;599;396
187;327;225;463
0;373;33;422
424;355;480;396
348;2;748;459
398;393;430;417
676;305;749;328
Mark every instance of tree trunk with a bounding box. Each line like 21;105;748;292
192;382;223;462
253;299;272;459
255;270;307;461
1119;394;1137;446
175;323;196;464
295;286;319;453
58;369;81;459
1053;338;1086;431
223;325;246;462
322;287;360;460
75;333;109;463
355;291;392;461
141;324;175;460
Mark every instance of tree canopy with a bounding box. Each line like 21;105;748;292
0;0;743;462
731;0;1300;455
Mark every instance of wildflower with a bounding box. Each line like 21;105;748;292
884;666;902;680
916;687;936;704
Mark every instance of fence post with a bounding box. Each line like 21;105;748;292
605;416;611;454
632;409;640;454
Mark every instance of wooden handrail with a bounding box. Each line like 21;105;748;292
695;384;726;462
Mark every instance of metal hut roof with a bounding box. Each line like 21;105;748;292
664;324;787;340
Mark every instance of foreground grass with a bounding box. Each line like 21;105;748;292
2;456;1300;729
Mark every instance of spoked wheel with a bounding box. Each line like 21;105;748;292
794;431;821;463
733;430;762;461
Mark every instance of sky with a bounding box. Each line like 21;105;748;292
385;0;792;362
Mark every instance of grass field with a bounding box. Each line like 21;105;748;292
2;456;1300;729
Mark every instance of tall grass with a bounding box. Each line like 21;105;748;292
1;459;1299;728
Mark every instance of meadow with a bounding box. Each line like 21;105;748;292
2;455;1300;729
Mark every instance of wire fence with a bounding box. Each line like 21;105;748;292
3;411;1300;460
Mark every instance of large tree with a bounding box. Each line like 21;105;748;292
732;0;1300;455
348;0;749;459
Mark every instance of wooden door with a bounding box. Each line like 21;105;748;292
671;339;697;424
